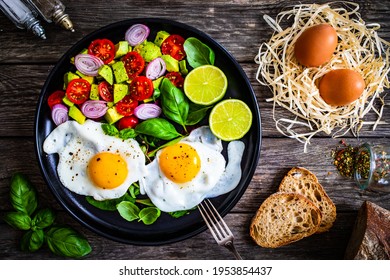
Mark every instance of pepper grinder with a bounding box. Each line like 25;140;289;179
0;0;46;39
24;0;74;32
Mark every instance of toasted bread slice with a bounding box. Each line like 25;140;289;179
279;167;336;233
250;192;322;248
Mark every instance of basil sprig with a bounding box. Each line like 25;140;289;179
183;37;215;68
3;172;92;258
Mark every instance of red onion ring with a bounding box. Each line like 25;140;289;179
125;24;150;46
51;104;69;126
80;100;108;119
134;103;162;120
145;57;166;80
74;54;104;76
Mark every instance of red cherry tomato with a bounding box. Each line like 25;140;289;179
98;81;114;102
129;76;154;101
115;95;138;116
117;116;139;130
161;34;186;60
88;38;116;64
47;90;65;109
165;72;184;88
66;78;91;104
121;51;145;79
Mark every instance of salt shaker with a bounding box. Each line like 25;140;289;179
0;0;46;39
24;0;74;32
354;143;390;192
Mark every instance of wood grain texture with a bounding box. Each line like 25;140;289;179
0;0;390;260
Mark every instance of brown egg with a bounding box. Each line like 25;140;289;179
294;23;338;67
318;69;365;106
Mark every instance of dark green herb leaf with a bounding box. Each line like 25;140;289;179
46;226;91;258
160;78;189;129
136;198;155;207
169;210;190;218
184;37;215;68
32;208;55;229
101;123;119;137
3;212;31;230
10;172;38;216
86;193;135;211
119;128;138;139
186;103;212;125
21;229;44;252
139;207;161;225
128;183;140;198
116;201;140;222
135;118;182;140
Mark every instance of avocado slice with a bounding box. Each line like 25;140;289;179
89;84;99;100
161;55;179;72
98;65;114;85
63;71;80;89
115;41;130;59
112;61;128;84
76;70;95;85
134;41;162;62
69;105;86;124
104;107;124;124
113;84;128;104
154;30;170;47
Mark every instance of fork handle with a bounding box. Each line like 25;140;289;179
224;241;243;260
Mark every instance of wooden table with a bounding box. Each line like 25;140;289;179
1;0;389;260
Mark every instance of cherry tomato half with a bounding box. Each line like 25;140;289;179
88;38;115;64
98;81;114;102
47;90;65;109
121;51;145;79
161;34;186;60
117;116;139;130
66;78;91;104
129;76;154;101
115;95;138;116
165;72;184;88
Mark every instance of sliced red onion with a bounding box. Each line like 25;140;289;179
80;100;108;119
125;24;150;46
51;103;69;126
74;54;104;76
134;103;162;120
145;57;166;80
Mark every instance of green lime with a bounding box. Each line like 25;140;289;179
183;65;227;105
209;99;253;141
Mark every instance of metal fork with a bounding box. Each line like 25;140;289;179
198;199;243;260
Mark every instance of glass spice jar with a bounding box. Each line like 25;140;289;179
354;143;390;192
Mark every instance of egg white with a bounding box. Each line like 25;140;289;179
43;120;146;200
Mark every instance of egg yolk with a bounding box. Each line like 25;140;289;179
159;143;201;184
87;152;128;189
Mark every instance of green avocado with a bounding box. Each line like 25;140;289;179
104;107;124;124
63;71;80;89
134;41;162;62
98;65;114;85
112;61;128;84
154;30;170;47
69;105;86;124
89;84;99;100
115;41;130;59
161;55;179;72
179;60;188;75
113;84;128;103
75;70;95;85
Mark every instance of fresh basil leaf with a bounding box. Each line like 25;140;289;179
128;183;140;199
184;37;215;68
3;212;31;230
119;128;138;139
32;208;55;229
21;229;44;252
46;226;91;258
169;210;190;218
139;207;161;225
160;78;189;129
10;172;38;216
86;193;135;211
136;198;155;207
135;118;182;140
116;201;140;222
101;123;119;137
186;103;212;125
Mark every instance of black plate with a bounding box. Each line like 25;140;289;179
35;18;261;245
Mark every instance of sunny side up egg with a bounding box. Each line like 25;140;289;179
43;120;146;200
139;126;245;212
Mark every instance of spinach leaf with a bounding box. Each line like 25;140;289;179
101;123;119;137
136;198;155;207
186;103;213;125
169;210;190;218
184;37;215;68
135;118;182;140
32;208;55;230
3;212;31;230
139;207;161;225
160;78;189;130
128;183;140;199
21;229;44;252
46;226;91;258
86;193;135;211
10;172;38;216
116;201;140;222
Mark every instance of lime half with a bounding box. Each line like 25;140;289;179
209;99;253;141
183;65;227;105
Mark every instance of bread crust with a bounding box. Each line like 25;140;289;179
249;192;322;248
278;167;336;233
